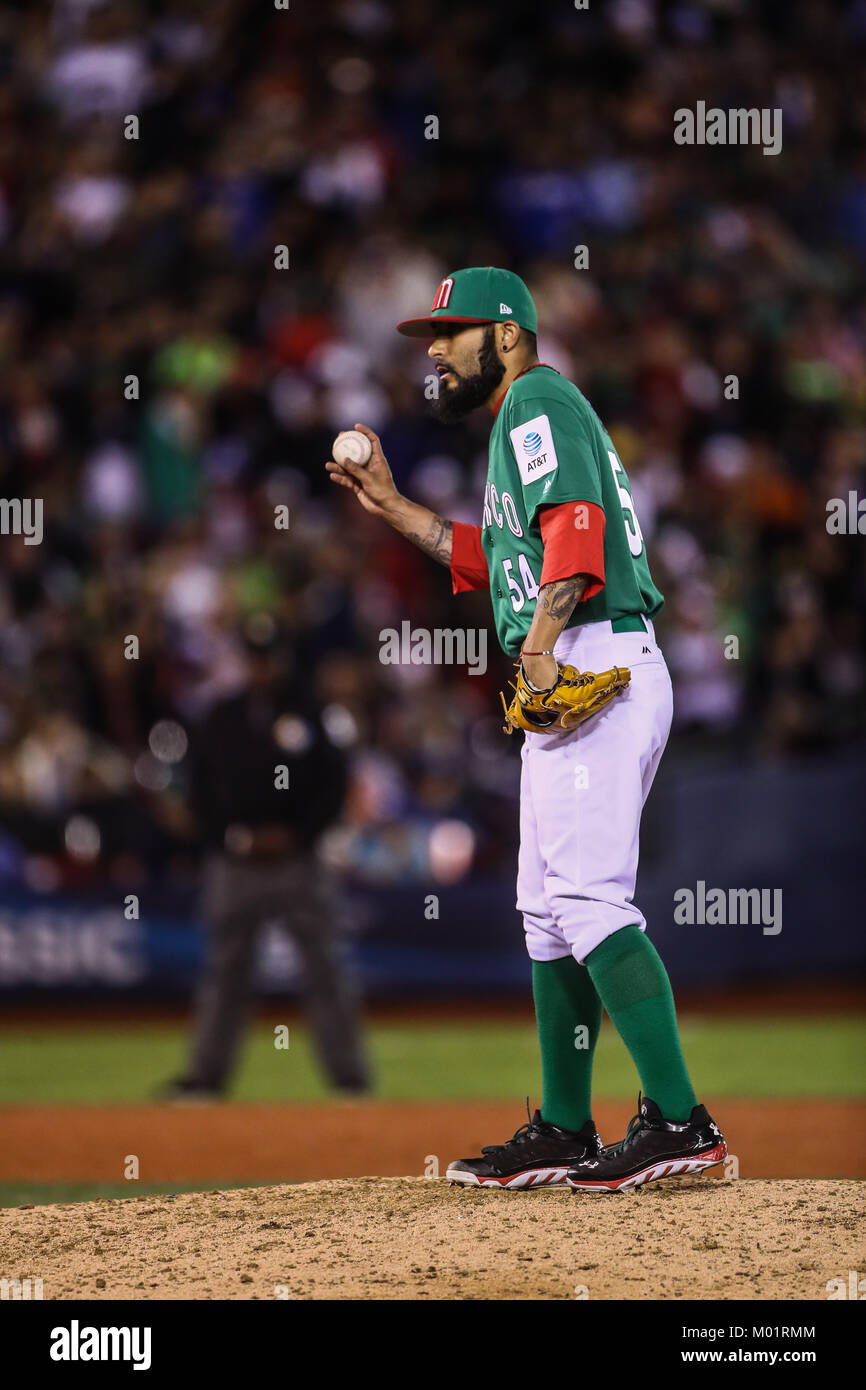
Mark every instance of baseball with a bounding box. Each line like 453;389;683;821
332;430;372;467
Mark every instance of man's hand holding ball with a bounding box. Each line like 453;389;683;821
331;430;372;467
326;424;402;520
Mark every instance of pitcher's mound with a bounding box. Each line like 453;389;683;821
3;1177;862;1300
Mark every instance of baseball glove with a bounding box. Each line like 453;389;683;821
500;660;631;735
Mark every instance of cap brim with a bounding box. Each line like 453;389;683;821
395;316;493;338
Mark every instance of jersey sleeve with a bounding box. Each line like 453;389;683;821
506;390;603;528
539;500;605;598
450;521;489;593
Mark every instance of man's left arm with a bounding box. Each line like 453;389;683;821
519;499;607;691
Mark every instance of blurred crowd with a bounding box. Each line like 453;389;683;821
0;0;864;896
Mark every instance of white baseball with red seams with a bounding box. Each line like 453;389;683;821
332;430;372;466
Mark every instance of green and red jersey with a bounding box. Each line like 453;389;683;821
451;365;664;657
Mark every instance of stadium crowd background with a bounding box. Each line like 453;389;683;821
0;0;863;899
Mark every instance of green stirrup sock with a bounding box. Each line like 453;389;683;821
531;956;602;1133
585;925;697;1122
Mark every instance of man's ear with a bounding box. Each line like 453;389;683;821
499;320;521;354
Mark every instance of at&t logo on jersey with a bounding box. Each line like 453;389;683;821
510;413;559;487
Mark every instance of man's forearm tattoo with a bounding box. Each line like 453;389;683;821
406;514;453;567
538;575;587;622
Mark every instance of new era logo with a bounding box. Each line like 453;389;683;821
500;302;512;314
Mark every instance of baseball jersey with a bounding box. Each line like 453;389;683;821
475;365;664;657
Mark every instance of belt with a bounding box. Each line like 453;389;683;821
611;614;648;634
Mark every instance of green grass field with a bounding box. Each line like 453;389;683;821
1;1014;863;1105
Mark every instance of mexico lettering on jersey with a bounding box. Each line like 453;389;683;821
479;366;664;657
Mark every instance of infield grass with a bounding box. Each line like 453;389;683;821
0;1015;862;1105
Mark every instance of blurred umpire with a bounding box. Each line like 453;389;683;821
162;613;371;1100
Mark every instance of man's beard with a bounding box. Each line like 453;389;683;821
429;325;505;423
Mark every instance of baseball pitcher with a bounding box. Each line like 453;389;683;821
327;268;726;1192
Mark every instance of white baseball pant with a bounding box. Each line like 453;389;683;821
516;617;673;964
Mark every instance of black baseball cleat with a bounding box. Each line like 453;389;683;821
446;1107;602;1189
566;1094;727;1193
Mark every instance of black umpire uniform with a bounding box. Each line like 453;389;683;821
166;621;370;1098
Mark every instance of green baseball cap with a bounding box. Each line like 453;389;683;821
396;267;538;338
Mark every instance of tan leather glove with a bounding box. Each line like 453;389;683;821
501;660;631;735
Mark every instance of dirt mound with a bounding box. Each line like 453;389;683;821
2;1177;862;1301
